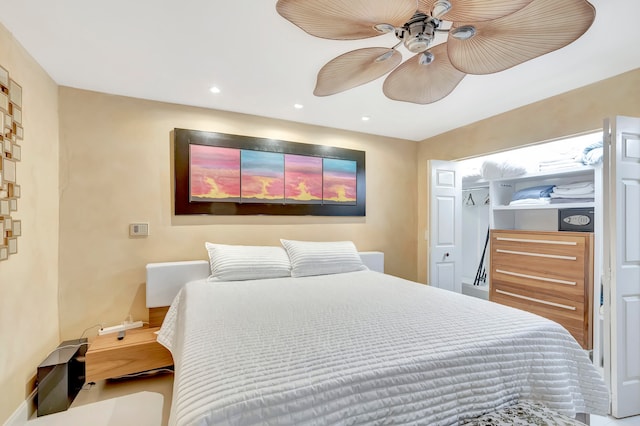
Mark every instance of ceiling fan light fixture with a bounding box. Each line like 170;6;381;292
419;51;435;65
405;34;432;53
375;50;396;62
374;23;396;34
451;25;476;40
431;0;452;19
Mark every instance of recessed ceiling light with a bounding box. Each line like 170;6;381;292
209;86;221;94
294;103;304;109
361;116;371;121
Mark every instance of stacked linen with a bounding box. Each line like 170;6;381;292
508;184;555;206
538;157;582;171
550;181;595;204
538;147;581;171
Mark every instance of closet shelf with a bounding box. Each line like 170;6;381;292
493;201;595;211
489;165;597;183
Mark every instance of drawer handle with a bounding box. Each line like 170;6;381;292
495;289;577;311
496;249;576;261
496;237;578;246
495;269;577;286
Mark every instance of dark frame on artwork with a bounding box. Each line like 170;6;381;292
174;128;366;216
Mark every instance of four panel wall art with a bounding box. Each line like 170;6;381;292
0;65;22;260
174;128;365;216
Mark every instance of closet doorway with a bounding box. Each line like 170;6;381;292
456;131;602;300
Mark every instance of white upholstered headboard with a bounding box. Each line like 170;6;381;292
146;251;384;309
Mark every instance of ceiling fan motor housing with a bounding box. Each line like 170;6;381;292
398;13;440;53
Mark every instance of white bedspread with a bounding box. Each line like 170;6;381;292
157;271;609;426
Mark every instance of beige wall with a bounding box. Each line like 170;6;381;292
0;25;60;423
57;87;419;339
4;14;637;420
416;68;640;283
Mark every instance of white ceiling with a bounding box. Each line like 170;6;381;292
0;0;638;141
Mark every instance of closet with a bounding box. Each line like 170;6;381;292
434;134;601;353
457;135;600;302
428;116;640;418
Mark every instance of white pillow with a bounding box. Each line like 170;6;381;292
205;243;291;281
280;239;368;278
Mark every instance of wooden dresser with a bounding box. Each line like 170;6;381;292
489;229;593;349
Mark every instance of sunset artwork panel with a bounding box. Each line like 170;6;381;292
323;158;357;205
189;144;240;202
284;154;322;204
177;128;364;215
241;150;285;202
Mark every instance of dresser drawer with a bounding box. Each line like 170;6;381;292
491;232;587;281
491;266;586;300
491;282;588;347
491;230;587;253
491;281;585;324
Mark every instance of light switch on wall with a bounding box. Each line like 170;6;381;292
129;223;149;237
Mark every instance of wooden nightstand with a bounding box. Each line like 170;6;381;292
85;326;173;382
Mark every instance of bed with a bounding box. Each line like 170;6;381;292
147;247;608;426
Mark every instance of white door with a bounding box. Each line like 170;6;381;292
428;160;462;293
604;116;640;418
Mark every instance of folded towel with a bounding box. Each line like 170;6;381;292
550;192;595;199
550;197;594;204
554;181;593;190
538;161;582;171
538;158;579;165
553;182;595;195
509;198;551;206
511;185;556;201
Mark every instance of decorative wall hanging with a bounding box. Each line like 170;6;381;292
0;65;22;260
174;128;365;216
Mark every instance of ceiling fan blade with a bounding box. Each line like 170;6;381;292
418;0;534;22
315;48;402;96
447;0;595;75
276;0;417;40
382;43;465;104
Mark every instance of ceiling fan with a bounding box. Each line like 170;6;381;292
275;0;595;104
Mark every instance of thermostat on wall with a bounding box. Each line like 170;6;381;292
129;223;149;237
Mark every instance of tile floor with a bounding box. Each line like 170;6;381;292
74;371;173;424
29;371;173;425
592;414;640;426
32;371;640;426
